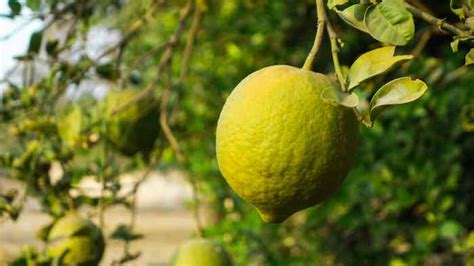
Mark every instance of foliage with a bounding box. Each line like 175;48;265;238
0;0;473;265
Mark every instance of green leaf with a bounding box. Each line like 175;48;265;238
57;104;82;148
348;46;413;90
461;104;474;132
451;40;459;53
369;77;428;122
27;31;43;54
46;38;59;56
439;220;463;238
321;87;359;108
96;62;119;80
8;0;22;16
111;224;143;241
328;0;350;10
466;49;474;65
450;0;465;18
364;0;415;46
26;0;41;11
336;4;370;33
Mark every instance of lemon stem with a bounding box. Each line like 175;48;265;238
304;0;347;92
319;0;347;92
302;0;326;70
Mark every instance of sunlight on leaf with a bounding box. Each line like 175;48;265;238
348;46;413;90
451;40;460;53
328;0;350;10
466;49;474;65
336;4;370;33
321;87;359;108
369;77;428;122
450;0;466;18
364;0;415;46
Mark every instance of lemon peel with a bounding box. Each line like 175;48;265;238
216;65;359;223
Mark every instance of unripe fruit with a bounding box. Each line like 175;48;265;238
104;89;160;156
47;213;105;265
171;239;232;266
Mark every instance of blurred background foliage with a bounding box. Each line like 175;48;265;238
0;0;473;265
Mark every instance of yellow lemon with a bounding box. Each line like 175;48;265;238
171;239;232;266
216;65;359;223
47;213;105;265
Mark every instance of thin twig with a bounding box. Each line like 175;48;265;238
110;0;194;116
404;3;468;37
180;6;204;79
98;132;110;229
160;83;184;163
401;28;433;73
0;3;72;41
120;43;167;86
302;0;326;70
413;29;433;58
48;2;163;105
316;0;346;91
160;70;204;238
0;18;38;41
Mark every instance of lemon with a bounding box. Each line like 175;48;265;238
216;65;359;223
105;89;160;156
47;213;105;265
171;239;232;266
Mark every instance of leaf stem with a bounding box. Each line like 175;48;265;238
327;26;347;91
318;0;347;91
352;108;373;128
404;3;468;37
302;0;326;70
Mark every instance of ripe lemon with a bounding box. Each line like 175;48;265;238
47;213;105;265
105;89;160;156
171;239;232;266
216;65;359;223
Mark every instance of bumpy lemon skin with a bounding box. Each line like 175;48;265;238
171;239;232;266
47;213;105;266
216;65;359;223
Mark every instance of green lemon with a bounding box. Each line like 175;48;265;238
105;89;160;156
171;239;232;266
216;65;359;223
47;213;105;266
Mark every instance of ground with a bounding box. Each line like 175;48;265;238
0;170;197;265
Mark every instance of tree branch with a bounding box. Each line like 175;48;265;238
180;6;205;79
404;3;468;37
316;0;347;91
110;0;194;116
303;0;326;70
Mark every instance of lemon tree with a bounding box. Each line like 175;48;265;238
0;0;473;265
